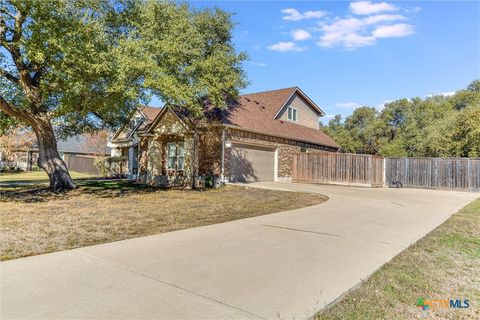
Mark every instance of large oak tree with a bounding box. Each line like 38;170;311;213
0;0;246;190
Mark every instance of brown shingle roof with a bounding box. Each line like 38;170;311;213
141;88;338;149
138;106;162;125
227;87;339;149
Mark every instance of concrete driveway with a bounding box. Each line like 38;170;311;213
1;183;477;319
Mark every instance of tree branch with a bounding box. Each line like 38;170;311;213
0;17;7;47
10;9;26;71
0;7;17;20
0;95;30;123
0;68;20;84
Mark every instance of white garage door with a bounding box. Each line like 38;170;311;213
230;143;276;182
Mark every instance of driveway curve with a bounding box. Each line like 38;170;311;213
1;183;477;319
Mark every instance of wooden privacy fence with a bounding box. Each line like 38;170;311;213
385;157;480;192
292;153;480;192
63;154;100;176
292;152;384;187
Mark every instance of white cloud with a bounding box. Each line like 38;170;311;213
267;41;307;52
439;91;456;96
406;6;422;14
350;1;398;15
424;91;456;98
372;24;414;38
375;100;393;110
292;29;312;41
249;62;268;67
336;102;362;108
363;14;406;25
318;17;370;48
317;14;413;49
323;114;336;119
282;8;327;21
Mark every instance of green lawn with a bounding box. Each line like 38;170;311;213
316;198;480;320
0;171;96;183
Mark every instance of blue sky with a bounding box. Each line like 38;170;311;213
152;1;480;123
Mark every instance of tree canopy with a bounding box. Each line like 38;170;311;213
0;0;246;190
323;80;480;157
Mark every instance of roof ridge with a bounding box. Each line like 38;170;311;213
139;105;162;110
240;87;297;97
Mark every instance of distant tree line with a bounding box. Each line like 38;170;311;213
322;80;480;157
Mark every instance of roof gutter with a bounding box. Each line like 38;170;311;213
224;124;339;149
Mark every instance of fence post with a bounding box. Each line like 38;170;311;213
367;155;371;185
383;158;387;187
467;158;471;191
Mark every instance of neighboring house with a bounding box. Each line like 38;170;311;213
109;87;339;186
0;133;110;174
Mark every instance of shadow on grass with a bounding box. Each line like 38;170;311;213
0;179;162;203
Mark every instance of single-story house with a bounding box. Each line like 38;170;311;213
108;87;339;186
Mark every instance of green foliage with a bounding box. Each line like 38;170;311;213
326;80;480;157
1;0;246;134
94;156;127;177
1;0;144;134
116;1;247;118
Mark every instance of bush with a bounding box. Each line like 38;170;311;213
0;165;24;173
94;156;127;177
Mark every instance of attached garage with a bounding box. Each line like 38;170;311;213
229;143;276;182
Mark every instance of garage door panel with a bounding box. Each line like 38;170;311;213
230;143;275;182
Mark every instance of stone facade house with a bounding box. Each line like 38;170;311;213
108;87;339;186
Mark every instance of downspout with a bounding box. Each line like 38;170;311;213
221;129;225;182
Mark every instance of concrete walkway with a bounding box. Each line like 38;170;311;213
1;183;477;319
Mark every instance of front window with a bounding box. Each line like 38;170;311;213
287;107;298;121
177;143;185;170
167;143;176;169
167;142;185;170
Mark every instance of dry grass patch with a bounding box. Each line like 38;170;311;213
316;198;480;320
0;171;96;183
0;181;327;260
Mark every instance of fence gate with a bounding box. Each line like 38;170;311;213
385;157;480;192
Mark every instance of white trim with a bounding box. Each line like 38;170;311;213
272;87;325;120
276;176;292;183
146;106;189;134
287;106;298;122
221;129;226;181
225;125;339;149
273;90;297;119
274;148;278;182
230;140;277;150
166;142;177;170
111;108;144;140
296;87;326;116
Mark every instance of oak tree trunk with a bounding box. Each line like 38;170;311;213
31;116;75;191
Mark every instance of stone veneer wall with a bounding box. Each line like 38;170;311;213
197;129;223;176
139;109;194;187
225;128;335;180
